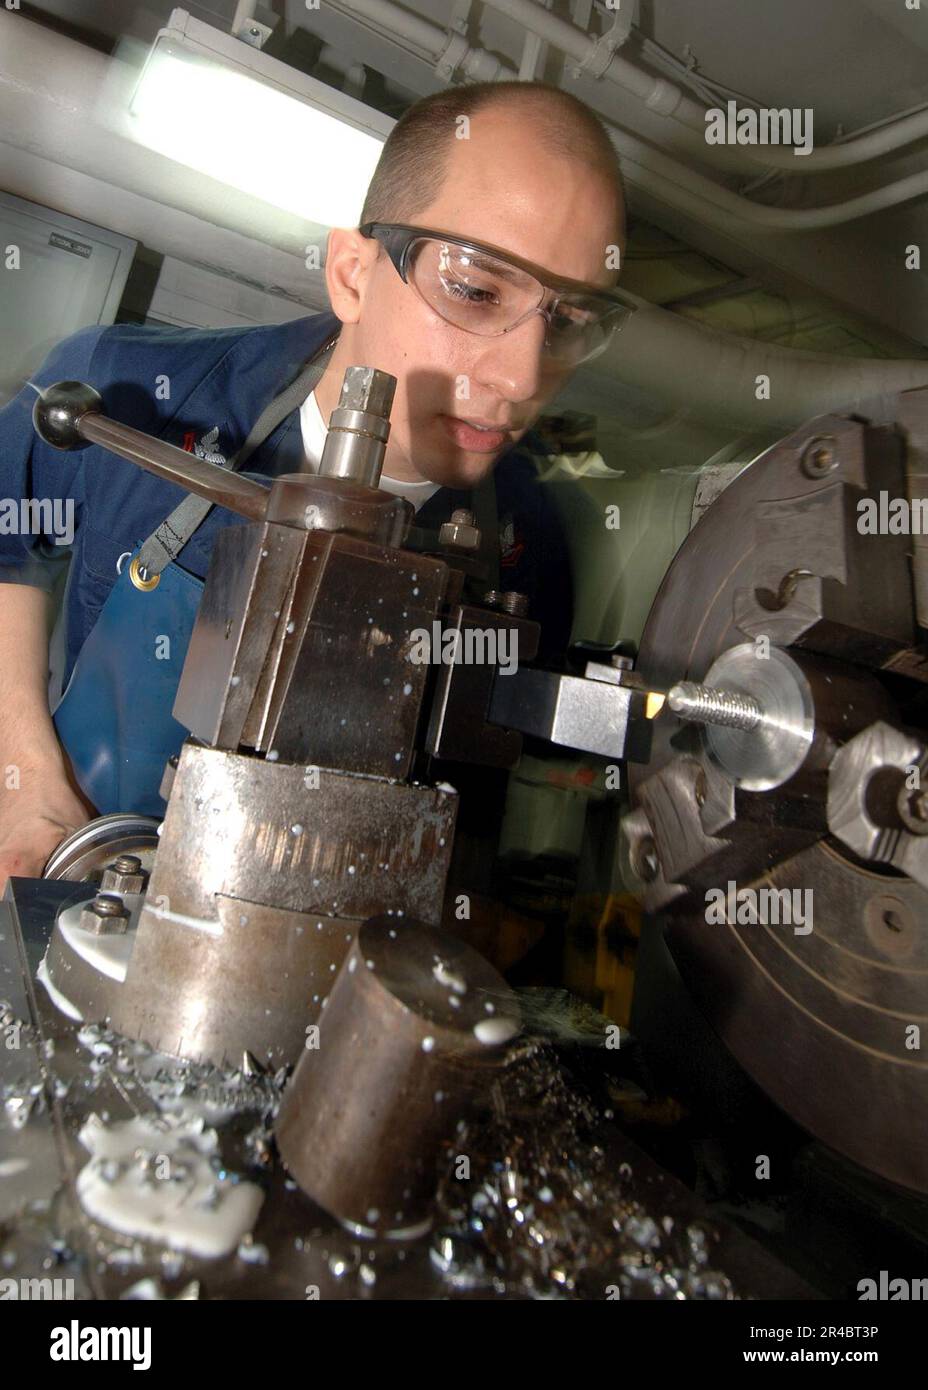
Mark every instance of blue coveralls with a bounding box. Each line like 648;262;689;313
0;310;574;815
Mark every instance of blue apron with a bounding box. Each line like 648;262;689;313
52;552;203;815
48;334;344;816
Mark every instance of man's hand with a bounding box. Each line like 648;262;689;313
0;774;93;891
0;583;96;893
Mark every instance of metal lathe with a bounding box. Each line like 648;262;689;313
2;365;927;1300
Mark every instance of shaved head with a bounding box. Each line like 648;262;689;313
360;81;626;251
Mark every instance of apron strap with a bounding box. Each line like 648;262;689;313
471;471;500;593
137;335;339;580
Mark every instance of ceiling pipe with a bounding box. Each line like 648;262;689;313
481;0;928;174
340;0;928;229
342;0;506;80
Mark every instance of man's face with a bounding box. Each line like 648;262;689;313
326;106;624;487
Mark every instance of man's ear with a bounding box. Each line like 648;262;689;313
324;227;378;325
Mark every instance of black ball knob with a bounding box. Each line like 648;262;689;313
32;381;104;450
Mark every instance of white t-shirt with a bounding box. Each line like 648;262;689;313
299;391;440;512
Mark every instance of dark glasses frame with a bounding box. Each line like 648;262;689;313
359;221;637;327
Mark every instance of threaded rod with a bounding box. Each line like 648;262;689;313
668;681;763;731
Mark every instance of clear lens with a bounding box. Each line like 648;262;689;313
407;237;629;365
546;299;619;364
411;239;542;333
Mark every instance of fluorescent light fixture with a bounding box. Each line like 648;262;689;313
129;8;392;226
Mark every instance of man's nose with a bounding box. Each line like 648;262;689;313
472;312;551;405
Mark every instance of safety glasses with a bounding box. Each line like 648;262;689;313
360;222;636;366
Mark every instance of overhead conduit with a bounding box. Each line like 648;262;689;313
482;0;928;174
342;0;928;228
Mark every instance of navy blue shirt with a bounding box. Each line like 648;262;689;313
0;310;573;682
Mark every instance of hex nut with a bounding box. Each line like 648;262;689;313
80;893;130;935
101;854;148;894
439;509;480;551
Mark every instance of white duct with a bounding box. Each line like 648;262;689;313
587;290;928;431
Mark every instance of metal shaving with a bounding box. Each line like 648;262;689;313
2;1014;285;1288
1;1000;47;1129
431;1043;737;1300
6;994;741;1298
73;1022;283;1130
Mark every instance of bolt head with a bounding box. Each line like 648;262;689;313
81;893;129;935
800;435;838;478
113;855;142;874
439;513;480;551
101;856;148;894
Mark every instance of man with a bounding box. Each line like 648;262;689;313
0;79;629;889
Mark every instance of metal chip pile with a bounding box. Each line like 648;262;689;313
431;1043;737;1300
